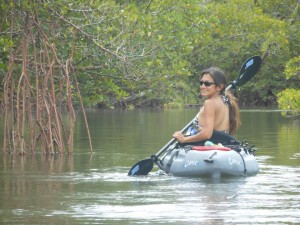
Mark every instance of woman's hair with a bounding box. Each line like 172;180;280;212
200;67;240;134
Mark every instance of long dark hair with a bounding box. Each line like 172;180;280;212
201;67;240;134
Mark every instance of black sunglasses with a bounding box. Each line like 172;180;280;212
199;81;216;87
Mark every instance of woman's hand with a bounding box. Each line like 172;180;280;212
173;131;185;143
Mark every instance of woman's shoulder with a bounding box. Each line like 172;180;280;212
204;96;227;112
202;98;219;113
203;97;219;107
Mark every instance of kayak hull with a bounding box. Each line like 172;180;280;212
159;145;259;178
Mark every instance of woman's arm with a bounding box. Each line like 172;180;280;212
173;100;216;143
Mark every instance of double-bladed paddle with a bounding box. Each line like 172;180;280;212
128;55;262;176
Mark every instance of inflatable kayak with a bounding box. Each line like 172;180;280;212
155;131;259;178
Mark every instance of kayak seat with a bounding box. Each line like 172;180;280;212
207;130;239;145
192;146;231;151
180;130;239;147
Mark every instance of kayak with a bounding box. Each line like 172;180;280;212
156;131;259;178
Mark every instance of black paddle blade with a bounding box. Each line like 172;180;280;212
128;158;153;176
236;55;262;87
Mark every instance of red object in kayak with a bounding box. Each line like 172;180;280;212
192;146;231;151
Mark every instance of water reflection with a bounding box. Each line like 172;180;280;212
0;110;300;224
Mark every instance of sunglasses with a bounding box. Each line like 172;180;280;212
199;81;216;87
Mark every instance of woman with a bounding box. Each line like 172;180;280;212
173;67;240;143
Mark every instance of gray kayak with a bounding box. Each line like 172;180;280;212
157;132;259;178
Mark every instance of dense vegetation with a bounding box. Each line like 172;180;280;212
1;0;299;109
0;0;299;154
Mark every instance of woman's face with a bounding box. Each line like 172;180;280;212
200;73;222;98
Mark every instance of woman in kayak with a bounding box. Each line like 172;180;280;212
173;67;240;143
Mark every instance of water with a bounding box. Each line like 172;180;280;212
0;109;299;224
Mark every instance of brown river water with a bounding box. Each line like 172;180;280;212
0;109;299;224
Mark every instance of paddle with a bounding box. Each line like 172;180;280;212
228;55;262;89
128;55;262;176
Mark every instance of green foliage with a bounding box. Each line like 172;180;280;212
284;56;300;79
0;2;13;72
255;0;299;21
276;56;300;118
277;89;300;118
0;37;13;70
0;0;299;110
